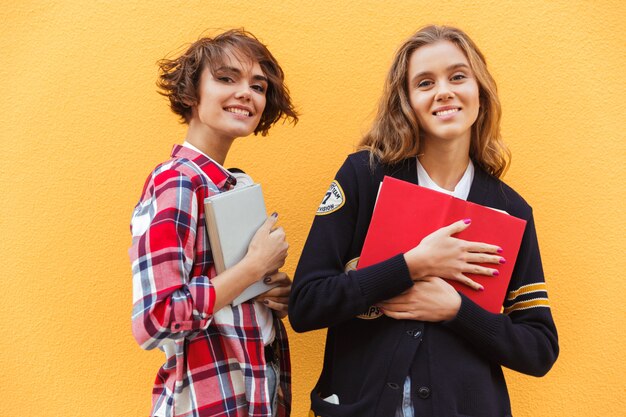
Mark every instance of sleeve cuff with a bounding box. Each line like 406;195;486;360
444;292;501;343
354;253;414;305
187;275;216;317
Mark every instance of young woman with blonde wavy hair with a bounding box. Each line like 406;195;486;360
290;25;558;417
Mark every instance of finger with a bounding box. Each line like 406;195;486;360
270;284;291;294
276;275;292;286
378;302;414;312
256;291;275;300
464;253;506;265
260;212;279;232
264;272;285;284
462;264;500;278
276;284;292;294
261;287;291;298
381;309;415;320
264;299;288;312
465;241;502;254
264;296;289;304
441;218;472;236
452;273;484;291
268;272;291;285
270;226;285;238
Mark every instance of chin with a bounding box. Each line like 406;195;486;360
226;125;256;138
234;122;261;137
435;127;471;141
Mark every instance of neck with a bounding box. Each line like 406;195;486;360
185;120;235;166
418;136;471;191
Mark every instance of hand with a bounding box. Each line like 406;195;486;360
403;219;504;290
245;213;289;279
377;277;461;322
255;271;291;319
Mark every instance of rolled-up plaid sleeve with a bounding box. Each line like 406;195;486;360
130;167;215;350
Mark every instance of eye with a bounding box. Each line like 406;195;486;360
417;79;433;89
251;84;266;94
451;73;468;81
217;76;234;83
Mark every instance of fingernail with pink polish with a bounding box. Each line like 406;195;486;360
464;218;471;224
492;270;500;277
499;258;506;264
478;286;485;291
497;247;503;254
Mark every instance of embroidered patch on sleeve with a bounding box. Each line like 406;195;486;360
316;180;345;215
344;257;383;320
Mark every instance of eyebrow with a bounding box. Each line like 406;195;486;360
410;63;471;83
216;66;268;83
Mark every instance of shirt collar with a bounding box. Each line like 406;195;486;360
416;158;474;201
171;143;237;191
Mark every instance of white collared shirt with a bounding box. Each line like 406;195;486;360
416;158;475;201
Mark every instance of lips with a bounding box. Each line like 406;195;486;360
433;107;461;116
224;106;252;117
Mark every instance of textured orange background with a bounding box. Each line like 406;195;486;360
2;1;624;416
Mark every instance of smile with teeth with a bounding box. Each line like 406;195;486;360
434;108;460;116
225;107;251;117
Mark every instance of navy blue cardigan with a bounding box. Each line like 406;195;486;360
290;151;558;417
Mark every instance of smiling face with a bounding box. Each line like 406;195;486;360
407;40;480;147
190;50;268;143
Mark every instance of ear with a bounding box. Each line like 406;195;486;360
182;97;196;108
187;101;199;116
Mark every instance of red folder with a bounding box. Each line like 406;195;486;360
358;176;527;313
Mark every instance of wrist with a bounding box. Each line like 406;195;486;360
238;256;265;284
444;292;462;320
404;250;429;280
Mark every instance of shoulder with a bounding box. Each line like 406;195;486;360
341;150;377;175
149;157;210;189
342;150;401;181
136;158;214;207
334;150;387;195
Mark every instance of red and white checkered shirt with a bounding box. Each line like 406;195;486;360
130;145;291;417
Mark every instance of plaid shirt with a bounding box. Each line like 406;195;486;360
130;145;291;417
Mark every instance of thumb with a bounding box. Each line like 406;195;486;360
260;212;278;232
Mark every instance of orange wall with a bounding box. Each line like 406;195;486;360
1;1;624;416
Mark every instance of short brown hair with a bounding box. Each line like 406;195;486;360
359;25;510;178
157;29;298;135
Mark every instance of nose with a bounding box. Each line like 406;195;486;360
434;81;454;101
235;85;252;101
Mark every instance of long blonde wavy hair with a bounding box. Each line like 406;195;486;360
359;25;510;178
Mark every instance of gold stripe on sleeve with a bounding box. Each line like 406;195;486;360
506;282;547;301
504;298;550;314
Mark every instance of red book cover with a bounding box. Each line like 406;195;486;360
358;176;527;313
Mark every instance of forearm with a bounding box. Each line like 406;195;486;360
289;254;413;332
444;293;558;376
211;256;265;312
131;274;215;350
